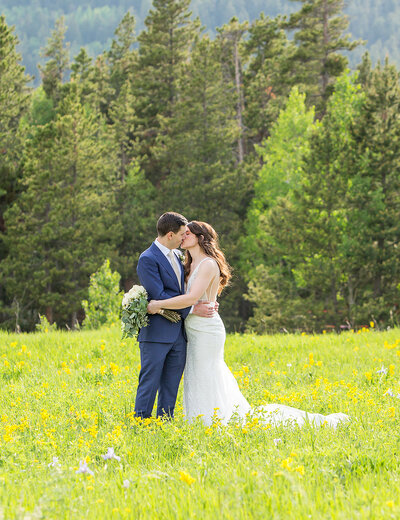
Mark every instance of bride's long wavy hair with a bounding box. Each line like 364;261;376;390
184;221;231;295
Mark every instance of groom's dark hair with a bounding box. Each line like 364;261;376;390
157;212;188;236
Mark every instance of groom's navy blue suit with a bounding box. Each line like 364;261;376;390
134;242;191;418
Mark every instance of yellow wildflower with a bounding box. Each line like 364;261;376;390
179;470;195;486
280;457;293;470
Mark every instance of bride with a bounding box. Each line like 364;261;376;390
147;221;349;429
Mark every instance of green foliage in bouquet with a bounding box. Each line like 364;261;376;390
82;260;123;329
121;285;149;339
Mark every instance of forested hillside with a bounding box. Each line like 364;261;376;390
1;0;400;82
1;0;399;333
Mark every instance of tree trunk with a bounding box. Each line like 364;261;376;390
321;0;330;97
234;40;245;163
13;298;21;333
46;305;53;324
347;275;356;324
71;311;78;330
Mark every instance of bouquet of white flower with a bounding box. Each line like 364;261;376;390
121;285;181;339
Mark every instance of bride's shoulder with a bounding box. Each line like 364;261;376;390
200;257;219;272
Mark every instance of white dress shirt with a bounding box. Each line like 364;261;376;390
154;239;193;313
154;239;180;268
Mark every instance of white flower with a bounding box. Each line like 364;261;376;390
286;363;292;368
273;438;282;446
76;460;94;476
128;285;146;299
122;285;147;308
102;447;121;462
377;366;388;375
384;389;394;397
48;456;61;468
123;479;130;488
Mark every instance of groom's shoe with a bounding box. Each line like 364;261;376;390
133;411;151;419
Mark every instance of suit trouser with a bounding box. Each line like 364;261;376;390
134;330;187;418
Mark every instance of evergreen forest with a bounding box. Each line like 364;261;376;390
2;0;400;82
1;0;399;333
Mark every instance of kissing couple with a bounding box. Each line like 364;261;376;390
134;212;349;429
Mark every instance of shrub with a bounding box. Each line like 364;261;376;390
82;259;123;329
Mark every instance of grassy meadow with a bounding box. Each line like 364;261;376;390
0;326;399;519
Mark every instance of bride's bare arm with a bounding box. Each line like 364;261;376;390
147;260;218;313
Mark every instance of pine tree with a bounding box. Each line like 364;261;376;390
133;0;201;184
109;80;138;182
70;48;100;109
158;36;248;330
83;54;115;117
107;14;139;181
0;14;31;223
243;14;295;145
1;91;121;329
346;60;400;324
158;36;238;223
115;161;158;290
216;18;249;163
0;15;31;326
286;0;360;113
71;48;92;83
356;51;372;88
71;48;93;90
106;15;157;287
107;12;137;98
39;17;70;105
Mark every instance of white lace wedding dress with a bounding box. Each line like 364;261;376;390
183;258;349;429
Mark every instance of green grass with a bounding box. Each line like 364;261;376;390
0;326;399;519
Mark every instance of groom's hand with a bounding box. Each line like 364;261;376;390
147;300;160;314
192;301;218;318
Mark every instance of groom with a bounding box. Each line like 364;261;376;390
134;212;216;419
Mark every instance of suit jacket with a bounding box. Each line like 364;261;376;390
136;242;191;343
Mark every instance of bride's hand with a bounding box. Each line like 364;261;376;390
147;300;161;314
